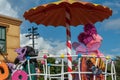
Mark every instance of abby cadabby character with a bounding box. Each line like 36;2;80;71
8;46;38;80
72;23;105;80
15;46;38;80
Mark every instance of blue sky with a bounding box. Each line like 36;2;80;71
0;0;120;56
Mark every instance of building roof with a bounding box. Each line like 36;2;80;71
0;14;22;26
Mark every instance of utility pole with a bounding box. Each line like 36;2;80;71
25;26;39;49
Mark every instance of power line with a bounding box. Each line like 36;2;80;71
25;26;39;49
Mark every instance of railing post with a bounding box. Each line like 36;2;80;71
27;58;32;80
105;59;108;80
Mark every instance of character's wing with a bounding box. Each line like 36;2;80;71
72;42;87;54
72;42;80;50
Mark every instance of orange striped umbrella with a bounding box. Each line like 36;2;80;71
24;0;112;26
23;0;112;80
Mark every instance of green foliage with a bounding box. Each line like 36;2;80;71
106;56;120;80
47;57;56;63
38;57;64;80
106;63;111;80
38;56;120;80
115;56;120;79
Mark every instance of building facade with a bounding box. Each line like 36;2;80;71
0;14;22;62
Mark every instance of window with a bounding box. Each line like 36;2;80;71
0;26;6;52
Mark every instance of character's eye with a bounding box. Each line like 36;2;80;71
21;49;25;53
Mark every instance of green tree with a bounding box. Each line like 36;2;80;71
107;56;120;80
38;57;57;80
115;56;120;80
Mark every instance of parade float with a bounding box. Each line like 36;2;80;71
0;0;117;80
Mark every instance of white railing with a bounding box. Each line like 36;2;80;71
25;54;116;80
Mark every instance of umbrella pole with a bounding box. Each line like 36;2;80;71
65;9;73;80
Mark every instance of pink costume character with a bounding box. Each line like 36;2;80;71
72;23;105;80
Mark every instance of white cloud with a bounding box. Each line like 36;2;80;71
100;48;120;57
103;1;120;7
83;0;93;2
100;51;115;58
20;33;77;60
103;1;120;15
111;48;120;53
20;34;53;50
104;18;120;30
20;34;67;56
0;0;18;18
110;48;120;57
101;1;120;31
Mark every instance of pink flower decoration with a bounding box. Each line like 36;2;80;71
43;54;47;59
41;60;45;65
